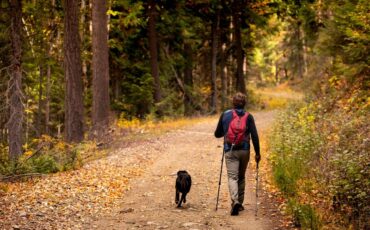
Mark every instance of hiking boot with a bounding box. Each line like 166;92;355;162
238;205;245;211
231;203;241;216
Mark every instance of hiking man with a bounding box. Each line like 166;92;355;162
214;92;261;216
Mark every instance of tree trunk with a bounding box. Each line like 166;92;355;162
45;0;55;135
183;43;193;116
45;62;51;135
36;65;43;137
210;11;220;114
220;42;227;110
8;0;24;160
148;0;162;115
92;0;110;138
63;0;84;143
232;0;246;94
295;21;304;79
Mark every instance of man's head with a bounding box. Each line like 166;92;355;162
232;92;246;109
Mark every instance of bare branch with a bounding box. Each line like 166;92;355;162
1;173;46;182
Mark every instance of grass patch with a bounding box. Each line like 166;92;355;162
117;114;210;135
252;83;303;110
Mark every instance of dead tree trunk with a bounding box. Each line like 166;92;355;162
63;0;84;143
92;0;110;138
8;0;24;160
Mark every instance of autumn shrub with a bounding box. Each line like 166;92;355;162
269;87;369;229
288;199;320;229
0;136;85;177
319;107;369;228
269;102;323;228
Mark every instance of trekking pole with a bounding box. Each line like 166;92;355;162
215;148;225;211
216;144;235;211
255;162;259;216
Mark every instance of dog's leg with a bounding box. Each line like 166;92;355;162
175;189;179;204
178;193;185;208
183;193;187;203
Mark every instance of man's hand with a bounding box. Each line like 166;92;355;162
255;154;261;164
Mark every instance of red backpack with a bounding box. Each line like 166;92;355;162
226;110;249;145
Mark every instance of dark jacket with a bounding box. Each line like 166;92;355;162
214;108;260;155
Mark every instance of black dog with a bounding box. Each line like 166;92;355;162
175;170;192;208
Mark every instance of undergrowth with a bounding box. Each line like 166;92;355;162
0;136;97;178
269;82;369;229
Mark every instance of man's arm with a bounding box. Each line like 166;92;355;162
214;113;224;138
248;115;260;161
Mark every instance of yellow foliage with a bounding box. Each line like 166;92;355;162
24;150;33;157
117;114;208;135
54;141;68;151
117;117;141;129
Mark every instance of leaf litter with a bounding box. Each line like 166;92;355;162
0;140;162;229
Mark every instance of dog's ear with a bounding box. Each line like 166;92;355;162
177;170;189;176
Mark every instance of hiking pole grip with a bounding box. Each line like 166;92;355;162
215;149;225;211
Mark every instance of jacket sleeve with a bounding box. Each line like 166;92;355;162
248;114;260;156
214;113;224;138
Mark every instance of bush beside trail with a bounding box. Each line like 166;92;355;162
269;83;369;229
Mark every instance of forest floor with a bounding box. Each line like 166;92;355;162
0;109;296;230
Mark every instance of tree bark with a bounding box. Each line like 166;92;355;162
148;0;162;115
36;65;43;137
8;0;24;160
220;41;227;110
92;0;110;138
45;0;55;135
232;0;246;94
63;0;84;143
45;61;51;134
296;21;304;79
210;11;220;114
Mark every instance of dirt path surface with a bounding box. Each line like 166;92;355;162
1;110;289;230
93;110;284;230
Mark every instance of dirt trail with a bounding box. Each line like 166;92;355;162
93;110;284;230
0;110;288;230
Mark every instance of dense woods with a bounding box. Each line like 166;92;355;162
0;0;368;229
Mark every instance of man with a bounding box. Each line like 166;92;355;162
214;92;261;216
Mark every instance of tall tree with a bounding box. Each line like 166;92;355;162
210;9;220;114
63;0;84;143
183;42;194;116
147;0;162;115
8;0;24;160
232;0;246;94
92;0;110;137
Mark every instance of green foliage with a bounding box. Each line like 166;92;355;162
320;106;369;227
0;153;59;176
0;136;83;177
288;198;320;229
270;102;323;195
270;102;323;229
270;93;369;228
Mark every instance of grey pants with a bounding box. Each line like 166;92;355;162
225;149;250;206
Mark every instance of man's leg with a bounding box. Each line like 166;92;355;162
237;150;250;206
225;151;241;215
